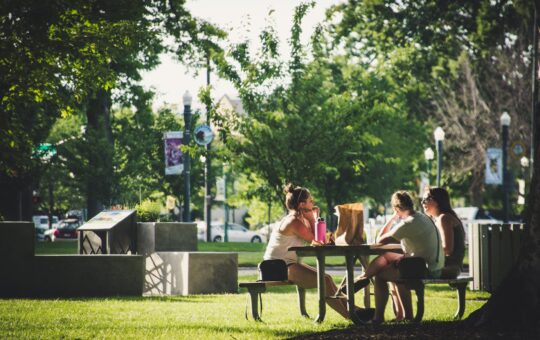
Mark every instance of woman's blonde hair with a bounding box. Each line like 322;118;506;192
391;191;415;214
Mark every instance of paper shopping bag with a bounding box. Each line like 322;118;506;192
334;203;364;246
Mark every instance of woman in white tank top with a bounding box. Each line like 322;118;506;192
263;183;354;320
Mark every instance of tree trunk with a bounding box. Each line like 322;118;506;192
85;88;113;219
466;11;540;331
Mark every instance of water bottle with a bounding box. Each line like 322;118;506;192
315;217;327;243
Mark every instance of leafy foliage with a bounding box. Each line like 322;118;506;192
0;0;223;220
214;3;426;222
135;199;161;222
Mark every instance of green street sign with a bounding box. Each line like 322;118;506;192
33;143;57;160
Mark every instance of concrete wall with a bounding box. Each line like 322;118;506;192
31;255;144;297
1;221;235;298
0;221;144;297
137;222;197;254
144;252;238;295
0;222;34;295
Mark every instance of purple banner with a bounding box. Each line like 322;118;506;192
164;131;184;175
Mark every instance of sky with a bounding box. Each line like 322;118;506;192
140;0;342;112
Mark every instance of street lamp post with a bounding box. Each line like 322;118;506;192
501;111;511;223
183;91;192;222
434;127;445;187
424;147;434;185
205;53;213;242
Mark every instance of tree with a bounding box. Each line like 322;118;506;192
214;3;425;224
0;0;223;220
328;0;532;209
111;91;206;218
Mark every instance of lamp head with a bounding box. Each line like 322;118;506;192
500;111;511;126
434;127;445;142
521;156;529;168
183;91;193;106
424;147;434;161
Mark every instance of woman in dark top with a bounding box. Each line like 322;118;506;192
421;187;466;278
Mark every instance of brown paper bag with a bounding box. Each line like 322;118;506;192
334;203;364;246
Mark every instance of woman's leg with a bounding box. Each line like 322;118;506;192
288;263;351;319
361;252;403;279
373;264;401;323
389;283;405;320
395;283;413;320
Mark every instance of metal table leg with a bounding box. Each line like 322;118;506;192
346;252;362;325
315;251;326;323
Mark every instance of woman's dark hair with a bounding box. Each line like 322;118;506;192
284;183;310;211
425;187;458;218
391;191;415;213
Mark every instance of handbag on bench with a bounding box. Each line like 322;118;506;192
258;259;288;281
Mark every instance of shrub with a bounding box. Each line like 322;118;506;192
136;199;161;222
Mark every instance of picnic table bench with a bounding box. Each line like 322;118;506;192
395;275;473;322
240;275;473;322
239;281;309;321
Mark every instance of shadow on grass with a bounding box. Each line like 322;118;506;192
289;320;536;340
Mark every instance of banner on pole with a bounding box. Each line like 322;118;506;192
164;131;183;175
215;177;225;201
485;148;502;185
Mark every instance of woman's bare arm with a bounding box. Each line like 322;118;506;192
439;214;455;256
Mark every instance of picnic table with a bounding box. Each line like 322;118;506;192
289;243;403;325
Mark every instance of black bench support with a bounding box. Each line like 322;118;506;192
239;281;308;322
399;277;472;322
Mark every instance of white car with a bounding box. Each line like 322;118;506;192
197;222;265;243
43;218;81;242
32;215;59;241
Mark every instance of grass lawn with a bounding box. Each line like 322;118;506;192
0;273;490;339
21;242;486;338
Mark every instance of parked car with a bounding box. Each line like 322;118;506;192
197;222;265;243
32;215;59;241
43;218;81;242
257;222;279;242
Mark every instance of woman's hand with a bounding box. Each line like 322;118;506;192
310;239;324;246
301;207;318;224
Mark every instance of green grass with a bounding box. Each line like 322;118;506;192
22;243;488;338
0;274;490;339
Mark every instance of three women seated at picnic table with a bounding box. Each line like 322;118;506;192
264;183;465;323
